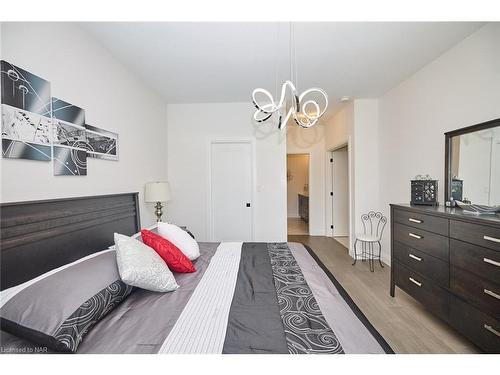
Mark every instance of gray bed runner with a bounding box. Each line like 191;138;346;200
222;243;288;353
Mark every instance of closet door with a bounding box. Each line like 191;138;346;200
210;141;253;241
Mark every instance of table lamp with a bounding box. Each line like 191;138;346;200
145;182;171;222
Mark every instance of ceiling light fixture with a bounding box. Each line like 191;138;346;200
252;23;328;130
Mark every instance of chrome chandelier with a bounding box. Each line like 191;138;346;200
252;23;328;129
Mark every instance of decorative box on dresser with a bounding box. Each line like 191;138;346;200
390;204;500;353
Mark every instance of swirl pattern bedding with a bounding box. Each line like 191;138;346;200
0;242;393;354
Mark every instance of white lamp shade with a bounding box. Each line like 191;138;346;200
145;182;171;203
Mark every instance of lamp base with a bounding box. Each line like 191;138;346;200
154;202;164;222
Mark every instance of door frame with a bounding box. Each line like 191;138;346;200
207;139;256;242
286;152;311;235
326;137;353;252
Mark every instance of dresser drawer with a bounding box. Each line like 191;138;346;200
450;266;500;316
449;295;500;353
450;239;500;285
393;223;449;261
394;261;449;318
450;220;500;252
393;208;448;236
393;241;449;287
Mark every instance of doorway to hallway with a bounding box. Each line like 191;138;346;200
286;153;310;235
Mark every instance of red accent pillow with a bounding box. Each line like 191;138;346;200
141;229;196;273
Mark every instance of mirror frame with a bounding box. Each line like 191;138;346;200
444;117;500;203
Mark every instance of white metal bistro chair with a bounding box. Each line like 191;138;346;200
352;211;387;272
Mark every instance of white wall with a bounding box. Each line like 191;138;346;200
0;23;168;227
353;100;381;257
287;124;326;235
378;23;500;256
325;100;382;260
286;154;309;218
166;102;287;242
326;103;353;150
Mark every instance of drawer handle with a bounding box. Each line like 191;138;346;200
409;232;422;240
409;277;422;287
484;257;500;268
484;235;500;244
484;324;500;338
408;218;423;224
409;253;422;262
484;289;500;300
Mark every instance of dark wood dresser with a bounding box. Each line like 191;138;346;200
298;193;309;223
390;204;500;353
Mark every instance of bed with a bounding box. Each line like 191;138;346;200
0;193;393;354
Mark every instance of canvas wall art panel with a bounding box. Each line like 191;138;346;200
52;146;87;176
1;60;52;161
85;124;118;161
1;60;120;176
51;97;87;175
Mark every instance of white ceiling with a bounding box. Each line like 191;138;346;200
81;22;484;108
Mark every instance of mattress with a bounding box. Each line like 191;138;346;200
0;242;392;354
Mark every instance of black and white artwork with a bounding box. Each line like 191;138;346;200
1;60;52;161
51;97;87;176
1;60;120;175
85;124;118;161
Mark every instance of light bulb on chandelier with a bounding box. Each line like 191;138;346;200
252;23;328;130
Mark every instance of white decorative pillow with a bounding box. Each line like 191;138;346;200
157;223;200;260
114;233;179;292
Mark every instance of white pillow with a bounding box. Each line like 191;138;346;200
114;233;179;292
157;223;200;260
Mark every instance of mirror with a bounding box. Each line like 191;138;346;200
445;119;500;206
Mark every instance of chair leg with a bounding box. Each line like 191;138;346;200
352;239;358;266
378;241;384;268
369;242;374;272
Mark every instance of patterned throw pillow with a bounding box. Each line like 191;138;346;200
114;233;179;292
141;230;196;273
0;250;133;352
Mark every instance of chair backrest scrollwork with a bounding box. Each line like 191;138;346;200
360;211;387;240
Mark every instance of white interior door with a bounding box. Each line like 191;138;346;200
210;141;253;241
332;147;349;236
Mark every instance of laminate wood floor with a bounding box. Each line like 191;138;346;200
289;235;480;354
287;217;309;235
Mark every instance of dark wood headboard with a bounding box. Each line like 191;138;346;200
1;193;140;290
